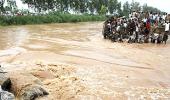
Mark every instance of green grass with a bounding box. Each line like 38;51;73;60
0;13;106;26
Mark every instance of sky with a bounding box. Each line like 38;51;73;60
6;0;170;13
119;0;170;13
15;0;28;9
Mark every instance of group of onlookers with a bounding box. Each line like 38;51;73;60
103;11;169;44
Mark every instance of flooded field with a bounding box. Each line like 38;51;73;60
0;22;170;99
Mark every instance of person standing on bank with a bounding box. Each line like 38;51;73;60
163;21;170;44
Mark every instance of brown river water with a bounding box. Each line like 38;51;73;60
0;22;170;99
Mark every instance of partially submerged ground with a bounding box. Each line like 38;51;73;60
0;22;170;99
1;43;170;100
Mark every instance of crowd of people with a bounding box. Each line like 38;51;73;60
103;11;170;44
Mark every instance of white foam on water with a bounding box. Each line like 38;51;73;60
0;47;26;57
0;86;2;91
27;44;47;49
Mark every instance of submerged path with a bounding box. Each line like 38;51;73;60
0;22;170;99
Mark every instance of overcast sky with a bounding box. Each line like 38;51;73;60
119;0;170;13
14;0;170;13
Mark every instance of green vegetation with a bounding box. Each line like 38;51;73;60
20;0;163;16
20;0;122;15
0;0;165;26
0;13;106;26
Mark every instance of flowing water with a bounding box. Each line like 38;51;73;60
0;22;170;99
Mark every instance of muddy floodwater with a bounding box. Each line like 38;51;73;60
0;22;170;99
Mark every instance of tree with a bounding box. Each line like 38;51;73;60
99;5;107;15
122;1;130;17
6;0;17;13
131;2;141;12
108;0;120;14
79;0;88;13
0;0;5;13
117;2;123;16
142;3;161;13
88;0;95;14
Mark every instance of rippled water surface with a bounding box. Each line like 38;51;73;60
0;22;170;99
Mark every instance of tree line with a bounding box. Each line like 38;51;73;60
0;0;165;16
21;0;164;15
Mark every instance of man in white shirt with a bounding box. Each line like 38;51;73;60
162;13;167;21
163;21;170;44
165;21;170;32
153;13;156;21
143;17;147;23
132;11;136;18
129;13;132;18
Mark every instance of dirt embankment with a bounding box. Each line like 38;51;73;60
2;63;86;100
1;61;170;100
